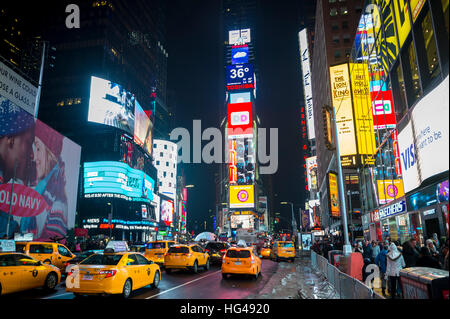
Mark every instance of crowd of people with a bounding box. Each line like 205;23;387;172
311;234;449;299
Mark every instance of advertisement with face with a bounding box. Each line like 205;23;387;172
161;199;174;226
88;76;136;135
0;99;81;240
134;100;153;156
119;134;152;174
306;156;318;191
228;137;255;185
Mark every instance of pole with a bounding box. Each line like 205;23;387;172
34;41;46;118
6;161;17;238
332;106;352;255
109;201;113;239
347;189;354;243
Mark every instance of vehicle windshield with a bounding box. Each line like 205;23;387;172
206;242;228;250
80;254;123;265
146;242;166;249
226;249;251;258
168;247;189;254
279;242;294;248
15;244;26;253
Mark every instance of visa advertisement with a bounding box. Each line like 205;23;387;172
84;161;155;203
231;45;249;65
328;172;340;218
229;185;255;209
0;101;81;240
227;102;253;138
377;179;405;205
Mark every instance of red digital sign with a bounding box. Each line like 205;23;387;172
371;90;396;129
228;102;253;138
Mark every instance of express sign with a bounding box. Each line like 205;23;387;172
378;200;406;219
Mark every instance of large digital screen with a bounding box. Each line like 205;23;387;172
84;161;154;203
228;138;255;185
227;102;253;138
161;199;174;226
119;134;152;175
0;103;81;240
229;185;255;209
306;156;318;191
88;76;136;135
134;100;153;155
230;214;254;229
377;179;405;205
328;172;339;217
371;89;396;129
226;64;254;87
231;45;249;65
229;92;251;104
228;29;251;45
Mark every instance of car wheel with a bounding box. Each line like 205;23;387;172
165;268;172;274
192;260;198;273
151;271;160;289
204;259;210;271
44;272;58;291
222;273;228;280
122;279;132;299
254;269;259;280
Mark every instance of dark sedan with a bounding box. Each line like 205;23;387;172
205;241;231;264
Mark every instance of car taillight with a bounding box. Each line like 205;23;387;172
99;270;117;278
184;253;192;257
206;249;210;252
220;249;227;253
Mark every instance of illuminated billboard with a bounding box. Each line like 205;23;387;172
306;156;318;191
228;138;255;185
349;63;376;164
231;45;249;65
88;76;136;135
377;179;405;205
161;199;174;227
119;134;152;174
83;161;155;203
371;89;396;129
328;172;339;218
229;185;255;209
0;104;81;240
226;64;254;87
230;214;254;229
329;64;357;165
134;100;153;156
229;92;251;104
227;102;253;138
228;29;251;45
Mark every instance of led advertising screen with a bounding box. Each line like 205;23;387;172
88;76;136;135
161;199;174;226
231;45;249;65
227;102;253;138
119;134;152;175
134;100;153;156
84;161;154;203
377;179;405;205
0;104;81;240
306;156;318;191
371;89;396;129
229;92;251;104
329;64;357;166
228;138;255;185
328;172;340;218
230;214;254;229
226;64;254;87
229;185;255;209
228;29;251;45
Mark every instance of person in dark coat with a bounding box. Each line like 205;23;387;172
362;240;373;261
375;243;389;296
416;247;441;269
402;238;420;267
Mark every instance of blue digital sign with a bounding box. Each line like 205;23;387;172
226;64;254;86
84;161;154;202
231;46;249;65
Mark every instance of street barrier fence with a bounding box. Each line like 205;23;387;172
311;251;383;299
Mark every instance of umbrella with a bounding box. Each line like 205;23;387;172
194;232;217;242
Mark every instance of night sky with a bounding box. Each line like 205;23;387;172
166;0;307;232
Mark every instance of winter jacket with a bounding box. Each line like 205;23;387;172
402;242;420;267
386;243;405;277
375;248;388;273
372;244;380;260
416;255;441;269
363;244;373;260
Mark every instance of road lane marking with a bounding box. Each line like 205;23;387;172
145;270;222;299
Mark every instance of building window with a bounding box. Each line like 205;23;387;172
163;172;166;177
391;62;408;123
154;144;157;148
420;9;440;84
340;7;348;15
164;145;167;149
330;8;338;16
329;0;337;3
333;35;340;45
156;161;160;165
159;182;162;186
169;183;171;187
166;162;169;167
334;50;342;59
332;23;339;31
403;39;422;106
343;34;351;44
442;0;449;35
342;21;348;29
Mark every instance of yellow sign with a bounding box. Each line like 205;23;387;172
377;179;405;205
329;64;357;157
376;0;399;70
410;0;426;21
328;172;339;218
350;63;377;158
392;0;412;48
229;185;255;209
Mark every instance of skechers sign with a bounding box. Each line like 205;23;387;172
378;200;406;219
84;161;154;203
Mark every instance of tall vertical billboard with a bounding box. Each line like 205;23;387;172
298;29;315;140
329;64;357;166
0;101;81;239
328;172;340;218
306;156;318;191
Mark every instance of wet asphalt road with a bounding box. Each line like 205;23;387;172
2;259;281;299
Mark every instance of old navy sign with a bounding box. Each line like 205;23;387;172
378;200;406;219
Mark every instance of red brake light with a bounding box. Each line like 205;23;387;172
184;253;192;257
220;249;227;253
99;269;117;278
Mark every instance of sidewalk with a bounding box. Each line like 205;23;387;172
247;255;340;299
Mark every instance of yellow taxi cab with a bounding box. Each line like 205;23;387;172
222;246;261;280
164;244;210;274
65;243;161;299
270;241;296;262
15;241;75;271
0;240;61;295
144;240;177;266
260;245;271;258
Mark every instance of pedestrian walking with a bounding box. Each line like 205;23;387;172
372;241;380;263
354;241;364;254
426;239;439;258
363;240;373;261
375;243;388;296
386;243;405;299
402;238;420;267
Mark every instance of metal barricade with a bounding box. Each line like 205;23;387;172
339;272;355;299
327;263;335;287
353;278;373;299
334;266;341;296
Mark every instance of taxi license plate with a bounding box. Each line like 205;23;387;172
234;262;241;265
83;275;93;280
